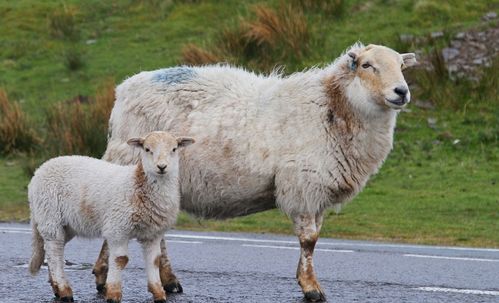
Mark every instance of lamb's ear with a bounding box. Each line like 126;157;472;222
177;137;195;148
401;53;417;68
347;51;358;71
127;137;145;148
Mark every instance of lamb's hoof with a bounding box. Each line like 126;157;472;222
304;290;326;302
164;281;183;293
96;283;106;294
59;296;74;302
154;300;167;303
106;299;121;303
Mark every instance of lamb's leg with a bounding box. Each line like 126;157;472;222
159;238;183;293
45;239;74;302
93;240;109;294
141;237;167;303
105;240;128;303
293;213;326;302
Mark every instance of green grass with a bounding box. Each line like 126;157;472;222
0;0;498;247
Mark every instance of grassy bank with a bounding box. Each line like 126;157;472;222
0;0;497;247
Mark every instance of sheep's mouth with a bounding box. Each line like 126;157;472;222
385;97;408;109
157;170;166;175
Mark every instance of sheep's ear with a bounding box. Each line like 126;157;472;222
177;137;195;148
401;53;417;68
127;137;145;148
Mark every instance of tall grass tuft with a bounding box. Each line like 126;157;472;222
48;5;80;41
241;3;309;63
0;89;40;155
44;80;115;158
180;2;310;71
292;0;346;17
63;47;85;71
181;43;220;65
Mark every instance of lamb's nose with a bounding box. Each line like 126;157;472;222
394;86;408;98
157;164;167;171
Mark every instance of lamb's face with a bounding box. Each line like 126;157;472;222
127;131;195;176
346;44;417;111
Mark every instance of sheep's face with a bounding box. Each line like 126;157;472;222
127;131;195;176
346;44;417;112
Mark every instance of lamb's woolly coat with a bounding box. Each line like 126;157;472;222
29;156;179;242
104;44;400;219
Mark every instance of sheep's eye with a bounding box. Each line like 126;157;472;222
172;147;177;152
144;148;150;153
361;63;371;69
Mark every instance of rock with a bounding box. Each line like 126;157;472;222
427;117;437;129
441;47;459;61
455;32;465;40
482;12;497;21
431;31;444;39
414;99;435;110
399;34;414;43
472;58;485;65
86;39;97;45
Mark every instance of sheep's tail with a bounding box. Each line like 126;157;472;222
29;222;45;275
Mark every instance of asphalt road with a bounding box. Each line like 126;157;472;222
0;223;498;303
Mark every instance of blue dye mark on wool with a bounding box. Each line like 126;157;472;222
152;67;196;85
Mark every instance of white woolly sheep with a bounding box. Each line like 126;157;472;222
28;131;195;303
95;43;417;301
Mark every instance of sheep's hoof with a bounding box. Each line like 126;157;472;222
59;296;74;302
154;300;167;303
164;281;183;293
304;290;326;302
96;283;106;294
106;299;121;303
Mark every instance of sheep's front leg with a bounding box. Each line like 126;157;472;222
293;213;326;302
45;240;74;302
159;238;183;293
141;237;167;303
92;240;109;294
105;240;129;303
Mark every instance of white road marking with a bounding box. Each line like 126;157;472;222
242;244;354;253
0;230;30;234
0;228;201;244
165;240;202;244
2;226;499;253
404;254;499;262
417;287;499;296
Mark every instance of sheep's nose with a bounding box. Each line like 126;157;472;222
157;164;167;171
394;86;408;98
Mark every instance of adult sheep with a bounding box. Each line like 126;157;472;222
95;43;416;301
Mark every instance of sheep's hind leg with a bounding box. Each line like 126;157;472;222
45;239;74;302
105;240;128;303
293;213;326;302
141;237;167;303
159;238;183;293
92;240;109;294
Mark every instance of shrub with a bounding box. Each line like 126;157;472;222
0;89;40;155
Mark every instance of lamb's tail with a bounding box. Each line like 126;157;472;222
29;222;45;275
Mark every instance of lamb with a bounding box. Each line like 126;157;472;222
28;131;195;303
94;43;417;301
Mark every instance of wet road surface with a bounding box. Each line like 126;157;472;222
1;223;498;303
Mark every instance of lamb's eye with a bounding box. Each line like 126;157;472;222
145;148;150;153
172;147;177;152
361;63;371;69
